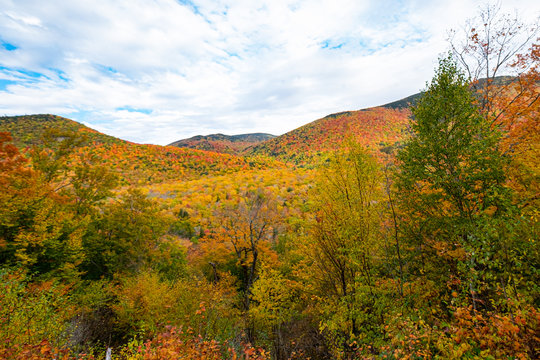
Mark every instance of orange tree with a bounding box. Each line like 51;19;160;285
207;188;282;312
0;132;85;279
449;4;539;308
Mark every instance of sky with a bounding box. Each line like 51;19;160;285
0;0;538;145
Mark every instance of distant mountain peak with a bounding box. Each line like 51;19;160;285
169;133;276;155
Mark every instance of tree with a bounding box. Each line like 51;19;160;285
304;140;385;350
395;57;512;312
0;129;122;280
0;132;85;279
0;132;40;266
81;188;170;279
449;5;539;303
210;188;281;312
448;2;539;123
69;153;119;216
250;263;295;359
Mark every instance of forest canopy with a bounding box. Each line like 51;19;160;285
0;4;538;360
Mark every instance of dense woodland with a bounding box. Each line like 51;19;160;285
0;6;539;360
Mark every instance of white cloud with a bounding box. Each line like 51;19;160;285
0;0;538;144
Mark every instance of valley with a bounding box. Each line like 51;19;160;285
0;4;538;358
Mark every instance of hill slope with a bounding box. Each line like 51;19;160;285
380;93;422;109
247;107;411;164
0;114;278;184
0;114;123;148
169;133;275;155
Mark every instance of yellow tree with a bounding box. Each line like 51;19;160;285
250;263;296;359
305;140;384;349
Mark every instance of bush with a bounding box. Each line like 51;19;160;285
0;268;74;358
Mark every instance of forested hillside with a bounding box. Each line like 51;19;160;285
0;6;539;360
0;114;123;148
247;107;410;164
169;133;276;155
0;115;279;184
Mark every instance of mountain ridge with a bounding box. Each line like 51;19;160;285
168;132;275;155
167;92;422;159
1;89;431;168
0;87;426;167
245;106;411;164
0;114;278;184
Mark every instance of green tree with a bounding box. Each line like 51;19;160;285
82;188;171;279
395;57;512;312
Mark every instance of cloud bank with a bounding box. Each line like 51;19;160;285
0;0;538;144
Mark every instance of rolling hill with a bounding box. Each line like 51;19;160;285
246;106;411;164
1;89;423;173
167;78;518;166
169;133;275;155
167;93;422;165
0;114;279;184
0;114;123;148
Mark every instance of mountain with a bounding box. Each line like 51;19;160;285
380;92;422;109
169;133;276;155
246;106;411;164
0;90;425;174
166;92;423;165
0;114;278;184
0;114;123;149
245;79;520;165
378;76;518;110
0;91;418;171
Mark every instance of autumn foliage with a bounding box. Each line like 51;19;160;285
247;107;410;164
0;6;539;359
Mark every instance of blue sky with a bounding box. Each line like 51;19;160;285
0;0;538;145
